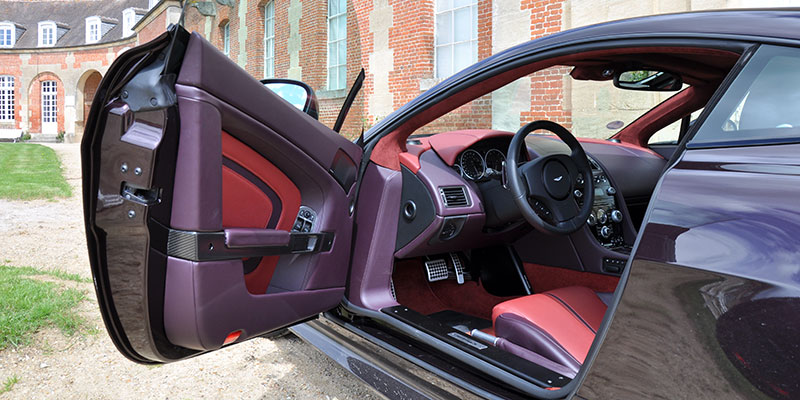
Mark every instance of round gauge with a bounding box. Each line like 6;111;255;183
485;149;506;174
459;149;486;180
453;163;463;177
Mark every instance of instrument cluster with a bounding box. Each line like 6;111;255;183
454;141;508;182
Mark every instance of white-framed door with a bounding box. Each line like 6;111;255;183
41;80;57;134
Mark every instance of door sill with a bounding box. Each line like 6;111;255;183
332;299;575;399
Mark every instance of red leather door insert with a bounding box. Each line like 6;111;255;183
221;132;301;294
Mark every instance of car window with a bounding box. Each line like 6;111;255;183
691;45;800;146
413;65;685;139
648;108;703;145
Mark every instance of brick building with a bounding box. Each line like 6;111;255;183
0;0;181;142
1;0;789;142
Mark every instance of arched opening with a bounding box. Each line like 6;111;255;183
75;70;102;137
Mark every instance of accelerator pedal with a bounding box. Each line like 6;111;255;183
450;252;466;284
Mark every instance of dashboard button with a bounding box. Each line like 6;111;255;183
600;226;612;239
606;186;617;196
573;189;583;199
611;209;623;223
597;209;607;224
587;214;596;226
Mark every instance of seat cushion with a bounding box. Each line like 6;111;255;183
492;286;607;369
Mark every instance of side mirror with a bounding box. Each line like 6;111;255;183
261;78;319;120
613;69;682;91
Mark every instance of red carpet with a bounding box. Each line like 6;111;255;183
392;259;515;320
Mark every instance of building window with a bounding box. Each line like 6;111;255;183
41;81;58;133
148;0;159;10
86;17;100;44
0;23;14;48
435;0;478;79
0;76;14;122
38;21;56;47
222;22;230;56
264;2;275;78
327;0;347;90
122;9;135;38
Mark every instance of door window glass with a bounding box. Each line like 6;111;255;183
691;45;800;146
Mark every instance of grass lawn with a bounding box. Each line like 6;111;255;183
0;265;90;350
0;143;72;200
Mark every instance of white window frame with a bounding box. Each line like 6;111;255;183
263;2;275;78
0;23;15;48
326;0;347;91
122;9;135;38
38;21;56;47
86;16;101;44
148;0;159;10
222;22;230;56
434;0;478;79
0;76;14;122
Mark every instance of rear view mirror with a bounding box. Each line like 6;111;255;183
614;69;682;91
261;78;319;119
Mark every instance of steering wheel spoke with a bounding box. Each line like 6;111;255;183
505;120;595;235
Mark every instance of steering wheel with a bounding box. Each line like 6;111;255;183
505;120;594;235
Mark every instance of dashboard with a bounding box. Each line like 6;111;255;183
396;129;663;271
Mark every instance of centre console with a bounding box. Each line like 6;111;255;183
577;158;627;251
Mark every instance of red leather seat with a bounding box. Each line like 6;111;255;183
491;286;607;374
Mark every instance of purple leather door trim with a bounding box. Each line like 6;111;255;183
224;228;290;248
170;97;223;231
164;256;344;350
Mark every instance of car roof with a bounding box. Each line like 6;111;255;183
365;8;800;142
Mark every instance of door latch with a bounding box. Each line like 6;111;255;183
121;182;161;206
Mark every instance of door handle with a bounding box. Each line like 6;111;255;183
162;225;334;262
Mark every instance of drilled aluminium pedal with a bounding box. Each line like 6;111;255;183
450;253;465;284
424;259;449;282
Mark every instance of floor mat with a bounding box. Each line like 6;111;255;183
392;259;516;320
428;310;492;333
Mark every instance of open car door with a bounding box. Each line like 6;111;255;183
81;27;361;363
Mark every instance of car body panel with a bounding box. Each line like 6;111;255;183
578;144;800;398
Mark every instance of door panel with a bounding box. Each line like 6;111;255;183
578;144;800;398
83;28;361;363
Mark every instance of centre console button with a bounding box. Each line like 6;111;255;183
611;209;623;223
597;209;608;224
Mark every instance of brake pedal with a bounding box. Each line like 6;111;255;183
424;259;449;282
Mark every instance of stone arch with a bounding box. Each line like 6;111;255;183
75;69;103;136
27;71;65;135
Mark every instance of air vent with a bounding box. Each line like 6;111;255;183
439;186;470;208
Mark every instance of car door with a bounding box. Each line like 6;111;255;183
576;44;800;398
82;27;361;363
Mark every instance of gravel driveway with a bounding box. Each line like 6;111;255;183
0;143;377;399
